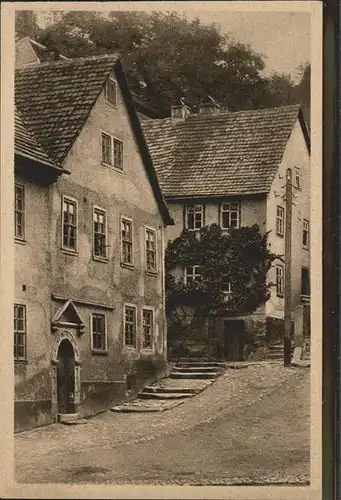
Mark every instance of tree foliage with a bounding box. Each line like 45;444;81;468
15;10;310;117
165;224;278;338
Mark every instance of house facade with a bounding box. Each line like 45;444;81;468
14;54;172;432
142;102;310;360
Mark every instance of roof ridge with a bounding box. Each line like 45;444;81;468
16;52;119;72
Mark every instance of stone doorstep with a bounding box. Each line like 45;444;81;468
57;413;88;425
111;399;185;413
139;391;194;400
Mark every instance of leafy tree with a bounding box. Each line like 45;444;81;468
15;10;310;117
15;11;41;41
165;224;277;343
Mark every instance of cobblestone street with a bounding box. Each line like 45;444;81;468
15;363;310;485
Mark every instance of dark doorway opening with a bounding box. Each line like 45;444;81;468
57;339;75;414
223;320;245;361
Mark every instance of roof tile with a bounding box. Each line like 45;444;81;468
142;105;302;198
15;54;119;163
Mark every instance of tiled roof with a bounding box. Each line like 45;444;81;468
142;104;307;198
15;108;62;169
15;54;119;163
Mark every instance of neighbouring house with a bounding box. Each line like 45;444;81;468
15;37;161;121
142;101;311;361
14;53;173;432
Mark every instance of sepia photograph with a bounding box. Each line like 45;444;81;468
1;1;323;497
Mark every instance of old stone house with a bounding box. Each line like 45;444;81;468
142;101;310;361
14;53;173;432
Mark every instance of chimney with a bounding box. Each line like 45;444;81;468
171;99;191;120
199;95;220;114
41;48;60;62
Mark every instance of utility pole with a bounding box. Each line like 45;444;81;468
284;168;292;366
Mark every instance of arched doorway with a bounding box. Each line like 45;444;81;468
57;339;76;414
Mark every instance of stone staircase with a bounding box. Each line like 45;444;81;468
265;341;294;361
111;360;226;413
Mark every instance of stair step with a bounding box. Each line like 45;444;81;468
173;366;222;373
143;386;198;394
170;372;216;380
175;362;226;368
139;391;194;400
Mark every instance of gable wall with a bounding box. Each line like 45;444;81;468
15;39;39;67
49;70;167;389
266;118;310;319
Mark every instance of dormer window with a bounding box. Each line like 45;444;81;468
105;78;117;107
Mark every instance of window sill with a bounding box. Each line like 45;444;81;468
61;248;78;256
303;246;309;251
121;262;135;271
91;349;109;356
93;255;108;263
276;233;284;238
101;162;124;174
15;358;28;364
145;270;158;278
105;100;117;109
276;294;284;299
15;238;26;245
124;345;137;351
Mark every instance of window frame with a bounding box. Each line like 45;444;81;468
105;78;117;107
123;303;138;349
145;226;157;275
120;216;134;268
185;204;204;231
294;167;301;189
61;195;78;253
303;219;309;249
141;306;154;351
276;205;285;237
14;183;25;241
90;312;108;353
14;303;27;362
301;266;310;297
220;201;241;229
276;264;284;298
100;130;124;171
93;206;108;261
184;265;201;284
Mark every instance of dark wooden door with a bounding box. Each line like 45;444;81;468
57;339;75;414
223;320;245;361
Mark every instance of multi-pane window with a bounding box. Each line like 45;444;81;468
113;139;123;170
101;133;112;165
101;132;123;170
221;202;240;229
124;305;137;347
62;197;77;251
294;167;301;188
105;79;117;106
121;218;133;265
222;278;232;294
93;208;107;259
14;304;26;360
184;265;201;284
276;265;284;297
276;206;285;237
185;204;204;230
303;219;309;249
15;184;25;239
91;314;106;351
142;309;153;350
146;228;157;272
